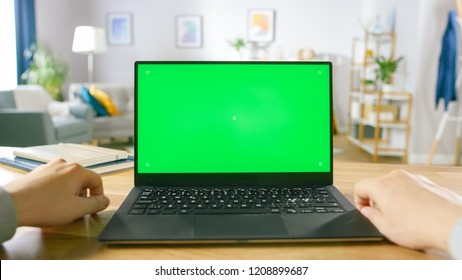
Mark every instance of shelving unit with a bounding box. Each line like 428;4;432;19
348;31;412;163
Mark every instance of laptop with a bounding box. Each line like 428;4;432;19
99;61;382;243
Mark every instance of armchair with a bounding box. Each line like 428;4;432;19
0;85;93;147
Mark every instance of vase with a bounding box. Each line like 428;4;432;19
231;50;243;60
381;84;394;93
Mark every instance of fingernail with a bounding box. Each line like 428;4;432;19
103;196;110;208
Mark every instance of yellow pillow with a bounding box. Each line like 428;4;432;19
89;86;121;116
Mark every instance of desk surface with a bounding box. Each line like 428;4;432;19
1;149;461;260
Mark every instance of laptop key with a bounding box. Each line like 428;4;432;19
133;204;148;209
313;202;340;207
130;209;145;215
130;187;345;217
284;209;297;214
270;209;281;214
327;208;345;213
136;200;153;204
194;208;267;214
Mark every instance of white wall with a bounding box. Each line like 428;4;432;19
410;0;459;164
34;0;461;163
35;0;363;133
355;0;460;164
36;0;363;81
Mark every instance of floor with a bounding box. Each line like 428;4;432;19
101;134;405;165
333;134;404;164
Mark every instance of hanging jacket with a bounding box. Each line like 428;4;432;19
436;10;459;111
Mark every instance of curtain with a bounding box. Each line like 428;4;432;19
15;0;36;82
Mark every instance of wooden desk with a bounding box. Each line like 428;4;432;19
1;153;462;260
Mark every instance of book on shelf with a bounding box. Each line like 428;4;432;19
0;143;133;174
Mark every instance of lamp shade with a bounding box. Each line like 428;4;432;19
72;26;107;54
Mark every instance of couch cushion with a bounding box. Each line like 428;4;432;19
0;90;15;109
94;85;130;114
67;83;134;139
13;85;52;111
93;114;134;138
68;83;134;114
48;101;74;121
89;86;121;116
80;86;109;116
53;119;89;139
127;97;134;114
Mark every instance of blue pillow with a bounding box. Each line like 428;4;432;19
80;85;108;116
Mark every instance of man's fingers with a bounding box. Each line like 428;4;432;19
354;177;377;208
78;168;104;196
360;206;387;232
76;195;110;216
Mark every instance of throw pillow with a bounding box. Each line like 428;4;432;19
89;86;122;116
48;101;74;121
80;86;108;116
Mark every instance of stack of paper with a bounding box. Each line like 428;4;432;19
0;143;133;174
13;143;129;167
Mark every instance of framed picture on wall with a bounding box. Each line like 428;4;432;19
247;9;275;43
176;15;203;48
107;12;133;45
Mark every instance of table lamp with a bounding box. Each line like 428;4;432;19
72;26;107;83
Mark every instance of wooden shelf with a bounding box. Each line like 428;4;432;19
348;31;411;163
347;136;407;157
350;118;408;129
350;91;411;101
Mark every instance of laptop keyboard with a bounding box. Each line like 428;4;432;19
129;187;344;215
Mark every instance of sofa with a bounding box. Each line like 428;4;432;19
68;83;134;142
0;85;93;147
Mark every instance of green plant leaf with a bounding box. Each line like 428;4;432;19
374;55;403;84
21;42;68;101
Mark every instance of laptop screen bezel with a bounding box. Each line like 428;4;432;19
134;61;333;187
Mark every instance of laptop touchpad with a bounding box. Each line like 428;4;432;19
194;215;289;238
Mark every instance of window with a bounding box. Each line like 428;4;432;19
0;0;17;90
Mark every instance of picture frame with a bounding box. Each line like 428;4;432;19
107;12;133;45
176;15;203;48
247;9;275;43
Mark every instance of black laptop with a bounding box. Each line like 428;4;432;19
98;61;381;243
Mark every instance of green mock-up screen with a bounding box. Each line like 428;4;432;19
137;63;331;173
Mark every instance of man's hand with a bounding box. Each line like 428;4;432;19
354;169;462;252
3;159;110;227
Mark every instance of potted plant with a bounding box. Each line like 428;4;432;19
20;43;68;101
375;55;403;92
228;37;246;60
363;79;376;91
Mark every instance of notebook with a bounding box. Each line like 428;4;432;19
12;143;128;167
99;61;381;243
